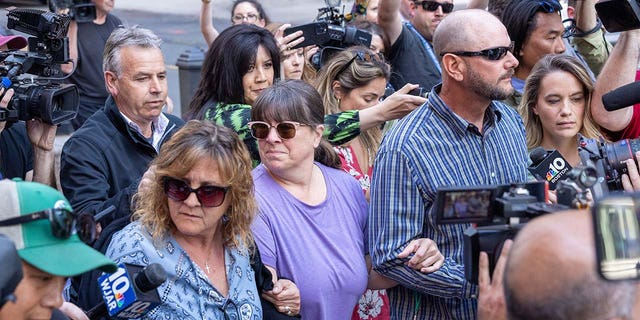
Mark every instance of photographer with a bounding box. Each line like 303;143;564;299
477;210;638;320
0;180;117;320
378;0;450;91
61;0;122;130
0;35;57;187
590;29;640;140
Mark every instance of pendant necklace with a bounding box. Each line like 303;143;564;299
195;249;213;275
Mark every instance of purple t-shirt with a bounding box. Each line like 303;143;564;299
252;163;369;319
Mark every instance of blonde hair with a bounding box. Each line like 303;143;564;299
313;46;390;156
519;54;604;150
132;120;256;249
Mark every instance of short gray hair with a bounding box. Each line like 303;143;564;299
103;25;163;77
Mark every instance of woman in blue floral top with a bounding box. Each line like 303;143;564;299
106;121;293;319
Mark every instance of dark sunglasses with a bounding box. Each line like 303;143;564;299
537;0;562;13
415;0;454;13
247;121;308;140
334;51;385;79
440;41;515;61
0;208;96;244
163;176;229;207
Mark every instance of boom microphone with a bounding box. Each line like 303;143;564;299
528;147;573;190
603;81;640;111
86;263;167;320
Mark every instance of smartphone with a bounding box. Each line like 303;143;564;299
283;22;330;49
409;87;429;98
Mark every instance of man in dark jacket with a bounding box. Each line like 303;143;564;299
60;26;184;229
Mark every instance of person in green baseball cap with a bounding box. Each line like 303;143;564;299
0;179;117;320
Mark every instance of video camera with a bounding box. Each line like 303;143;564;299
48;0;97;23
283;0;373;69
434;181;570;283
595;0;640;32
0;8;79;125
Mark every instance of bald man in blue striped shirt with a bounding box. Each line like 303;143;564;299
369;9;529;319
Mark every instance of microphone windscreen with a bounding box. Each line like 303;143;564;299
529;147;548;166
603;81;640;112
134;263;167;293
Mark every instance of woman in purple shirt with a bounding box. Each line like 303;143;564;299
249;80;444;318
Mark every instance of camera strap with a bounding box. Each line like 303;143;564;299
405;22;441;75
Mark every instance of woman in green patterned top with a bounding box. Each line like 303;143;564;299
188;24;423;167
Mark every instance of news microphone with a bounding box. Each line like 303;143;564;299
86;263;167;320
528;147;573;190
0;234;21;309
602;81;640;112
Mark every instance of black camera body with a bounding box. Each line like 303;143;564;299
283;0;372;69
434;182;568;283
577;135;640;192
0;8;79;125
49;0;97;23
595;0;640;32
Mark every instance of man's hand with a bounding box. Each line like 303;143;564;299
59;301;89;320
138;165;157;195
398;238;444;273
621;151;640;191
0;87;14;133
261;278;301;316
477;239;512;320
26;118;57;151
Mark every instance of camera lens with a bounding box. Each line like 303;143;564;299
605;138;640;172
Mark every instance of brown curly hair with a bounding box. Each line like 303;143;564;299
132;120;256;249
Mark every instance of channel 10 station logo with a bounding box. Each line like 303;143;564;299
98;264;139;316
545;156;569;184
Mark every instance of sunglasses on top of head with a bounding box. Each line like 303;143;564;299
440;41;515;61
247;121;309;140
414;0;454;13
334;51;386;80
0;208;97;244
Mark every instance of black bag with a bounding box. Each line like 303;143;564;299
249;245;300;319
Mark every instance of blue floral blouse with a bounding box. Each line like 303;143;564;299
106;221;262;320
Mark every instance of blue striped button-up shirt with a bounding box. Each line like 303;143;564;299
369;85;528;319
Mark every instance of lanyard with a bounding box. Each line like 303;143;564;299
405;22;442;75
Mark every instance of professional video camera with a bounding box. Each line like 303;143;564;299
48;0;96;23
0;8;79;125
595;0;640;32
434;181;572;283
577;134;640;192
283;0;373;69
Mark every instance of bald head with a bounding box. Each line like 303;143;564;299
433;9;509;56
504;210;636;320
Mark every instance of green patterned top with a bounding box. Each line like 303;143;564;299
203;102;361;167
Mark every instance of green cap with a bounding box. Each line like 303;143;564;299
0;179;117;276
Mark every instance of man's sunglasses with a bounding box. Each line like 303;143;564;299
247;121;309;140
0;208;96;244
415;0;454;13
163;176;229;208
440;41;515;61
537;0;562;13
